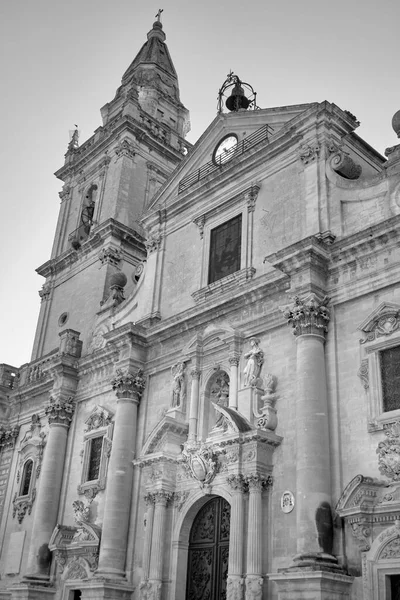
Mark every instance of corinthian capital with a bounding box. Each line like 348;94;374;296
111;368;146;401
280;293;330;338
45;396;75;427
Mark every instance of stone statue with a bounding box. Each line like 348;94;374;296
243;338;264;387
171;362;186;408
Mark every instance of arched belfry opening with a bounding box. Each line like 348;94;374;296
186;496;230;600
70;184;98;249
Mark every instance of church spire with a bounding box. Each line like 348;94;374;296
121;13;179;101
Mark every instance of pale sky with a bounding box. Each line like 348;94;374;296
1;0;399;367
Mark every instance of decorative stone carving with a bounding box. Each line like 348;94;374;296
298;143;320;164
139;580;162;600
350;521;372;552
181;441;220;487
246;473;273;490
210;371;230;430
227;474;247;492
115;138;136;160
12;488;36;523
281;293;330;338
227;576;244;600
72;499;90;524
281;490;295;513
84;405;113;432
255;374;278;431
58;185;71;202
38;282;52;302
45;396;75;427
245;185;260;213
377;421;400;481
153;490;173;506
0;425;20;450
65;559;88;580
191;367;201;380
193;215;206;239
173;491;190;512
171;362;186;408
59;329;82;357
49;520;101;576
330;150;362;180
243;338;264;387
111;368;146;400
358;302;400;343
99;247;121;267
379;535;400;559
245;575;263;600
357;359;369;390
145;232;162;254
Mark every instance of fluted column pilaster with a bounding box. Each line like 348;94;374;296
142;494;155;581
245;474;264;600
147;491;172;600
96;368;145;579
188;367;201;441
228;356;239;410
227;475;245;600
25;396;75;578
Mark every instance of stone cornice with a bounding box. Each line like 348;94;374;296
55;112;189;182
36;219;146;279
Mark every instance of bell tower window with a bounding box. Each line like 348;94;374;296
70;184;97;250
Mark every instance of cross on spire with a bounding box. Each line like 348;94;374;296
155;8;163;22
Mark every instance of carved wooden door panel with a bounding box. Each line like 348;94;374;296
186;497;230;600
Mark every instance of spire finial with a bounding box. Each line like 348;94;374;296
155;8;163;23
68;125;79;150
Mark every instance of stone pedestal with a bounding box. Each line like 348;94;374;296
269;570;354;600
80;579;134;600
10;582;55;600
237;387;263;424
96;368;145;579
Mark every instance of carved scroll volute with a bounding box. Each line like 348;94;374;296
111;368;146;402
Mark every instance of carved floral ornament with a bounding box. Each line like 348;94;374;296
145;232;162;254
0;425;20;450
98;247;121;267
84;406;113;432
45;396;75;427
377;421;400;481
111;368;146;400
298;142;320;164
281;293;331;338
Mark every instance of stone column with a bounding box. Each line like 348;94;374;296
25;396;75;579
228;356;239;410
281;293;337;566
139;494;155;600
245;474;264;600
148;491;172;599
188;367;201;441
96;368;145;579
227;475;245;600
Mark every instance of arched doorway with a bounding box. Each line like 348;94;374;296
186;496;230;600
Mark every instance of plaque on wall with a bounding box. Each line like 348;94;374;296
281;491;295;514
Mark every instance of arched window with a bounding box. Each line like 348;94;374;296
70;184;98;249
20;459;33;496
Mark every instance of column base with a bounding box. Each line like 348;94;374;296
290;552;343;573
139;580;162;600
95;567;127;579
9;581;55;600
80;578;134;600
269;569;354;600
227;575;244;600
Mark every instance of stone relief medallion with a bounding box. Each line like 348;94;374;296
377;421;400;481
281;490;295;513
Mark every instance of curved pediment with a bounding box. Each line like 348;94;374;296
358;302;400;338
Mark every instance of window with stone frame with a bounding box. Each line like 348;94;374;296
358;302;400;432
78;406;113;496
208;215;242;284
192;185;259;302
19;459;34;496
380;346;400;412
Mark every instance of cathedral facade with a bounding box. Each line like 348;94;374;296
1;16;400;600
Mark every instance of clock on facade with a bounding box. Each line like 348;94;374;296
213;134;238;165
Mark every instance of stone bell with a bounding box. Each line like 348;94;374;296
226;81;250;112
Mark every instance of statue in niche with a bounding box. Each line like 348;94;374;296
210;371;230;429
171;362;186;408
243;338;264;387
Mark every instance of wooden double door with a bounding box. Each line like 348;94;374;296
186;497;230;600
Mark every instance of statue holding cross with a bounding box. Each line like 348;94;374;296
155;9;164;22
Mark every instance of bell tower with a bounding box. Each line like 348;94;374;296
32;17;190;360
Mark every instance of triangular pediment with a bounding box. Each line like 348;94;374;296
144;103;317;215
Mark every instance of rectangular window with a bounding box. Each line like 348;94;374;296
87;436;103;482
208;214;242;284
380;346;400;412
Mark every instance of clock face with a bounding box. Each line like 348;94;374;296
213;134;238;165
